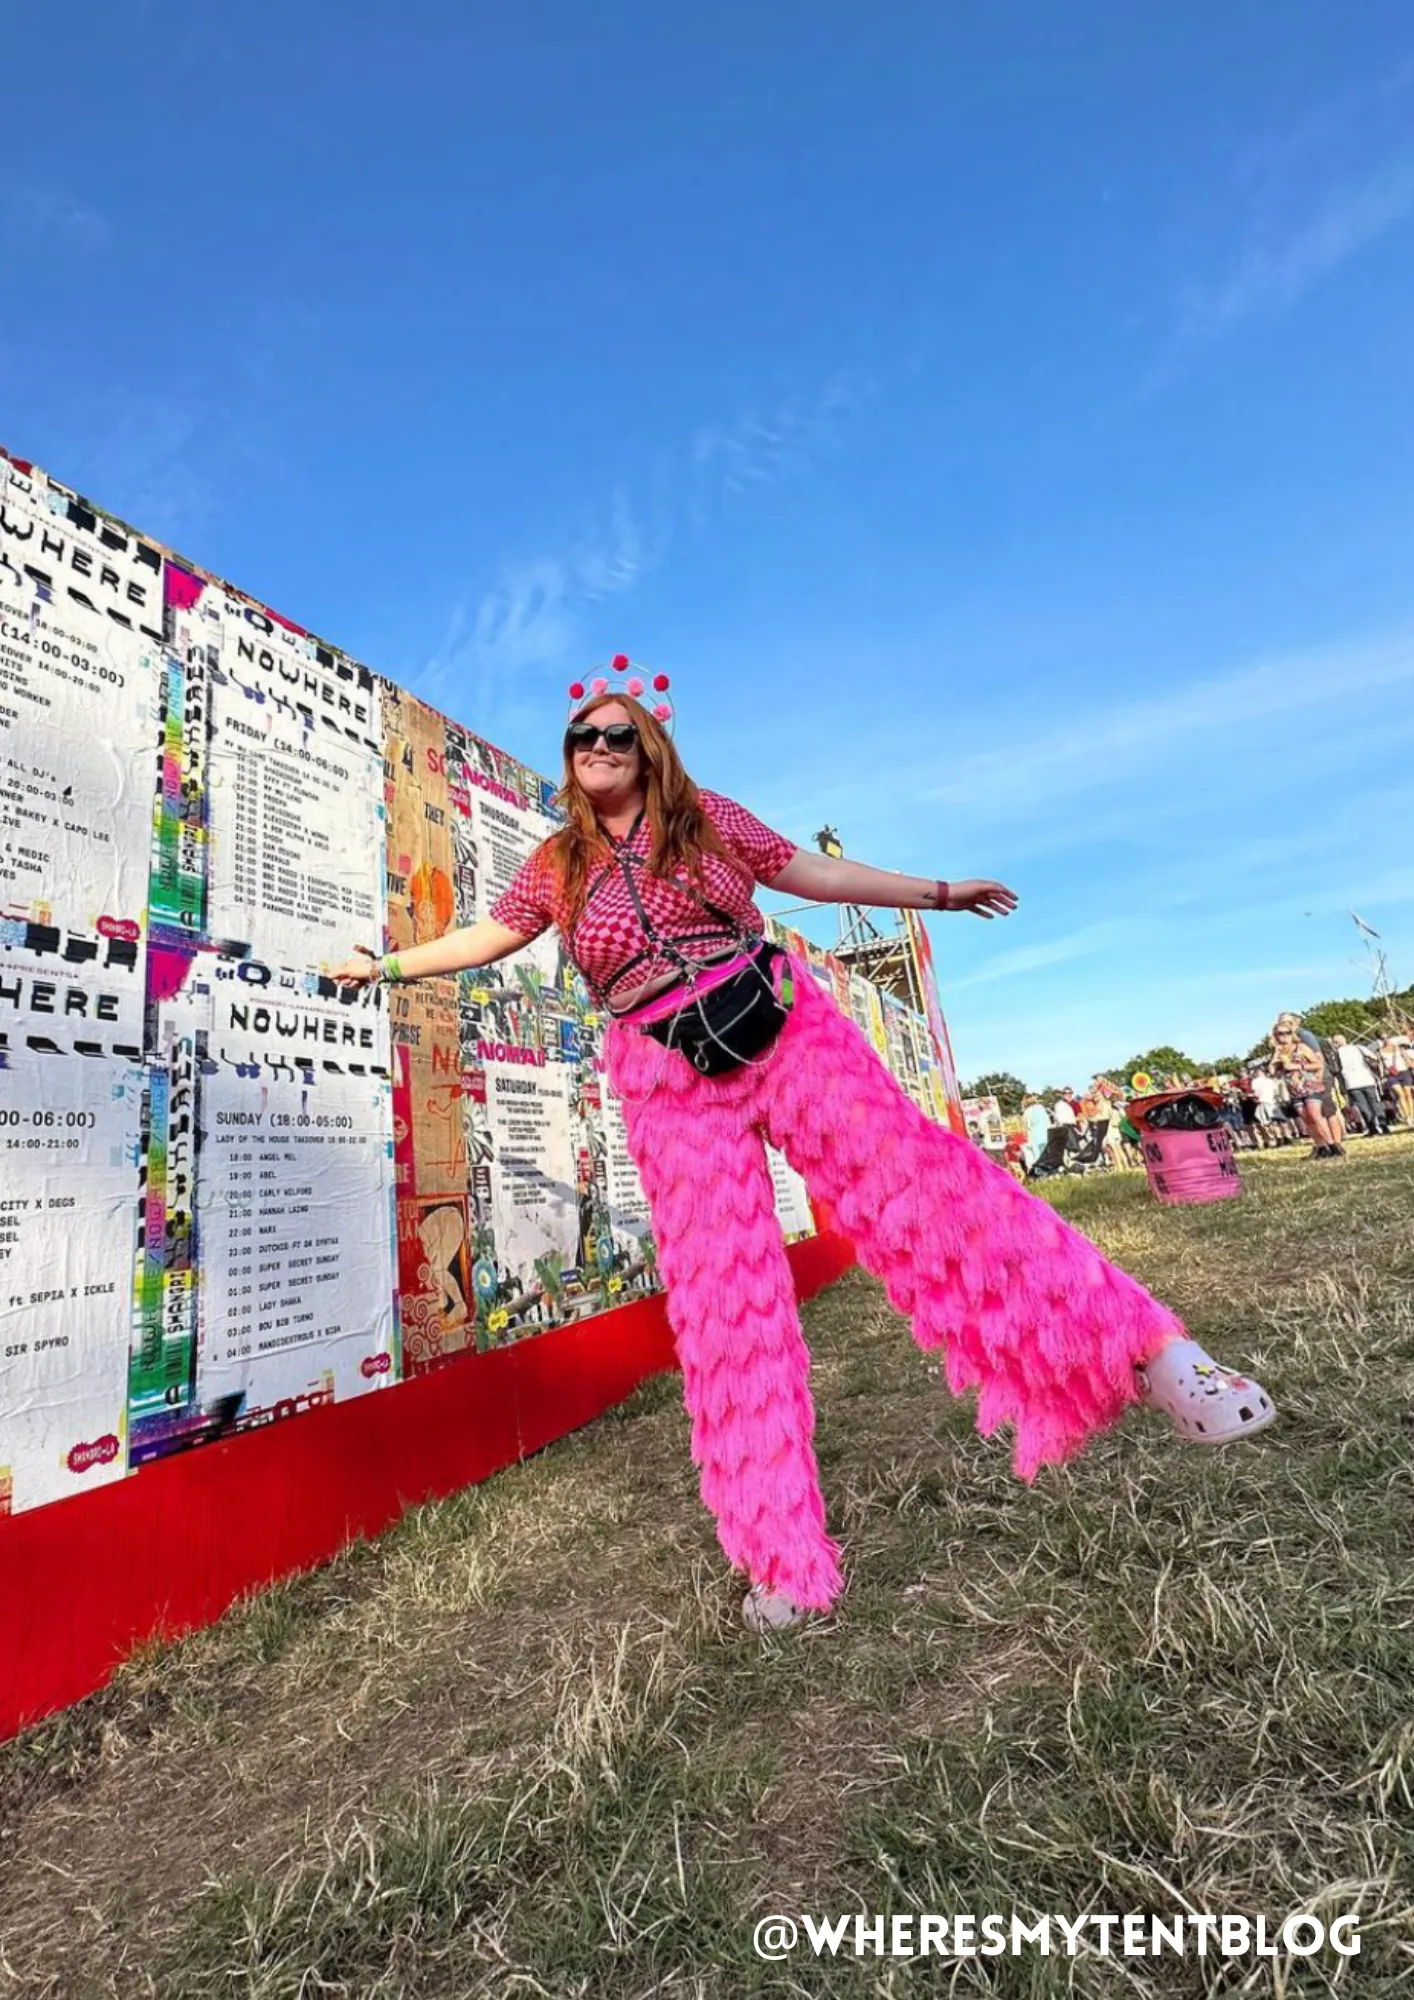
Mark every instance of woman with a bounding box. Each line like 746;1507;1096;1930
1378;1029;1414;1129
1020;1094;1050;1172
335;668;1276;1630
1270;1013;1342;1159
1328;1034;1387;1138
1092;1083;1128;1169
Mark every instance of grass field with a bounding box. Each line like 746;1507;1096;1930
2;1139;1412;1998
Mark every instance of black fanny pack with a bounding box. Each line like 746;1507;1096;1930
641;938;794;1076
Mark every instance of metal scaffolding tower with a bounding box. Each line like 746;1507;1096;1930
1352;912;1406;1027
772;826;928;1014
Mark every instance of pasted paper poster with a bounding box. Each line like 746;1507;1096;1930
0;1053;143;1510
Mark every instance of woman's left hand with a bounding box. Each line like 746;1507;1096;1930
946;879;1018;919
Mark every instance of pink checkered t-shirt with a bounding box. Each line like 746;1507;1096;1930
490;790;797;1011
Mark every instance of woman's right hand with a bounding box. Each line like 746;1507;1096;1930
332;947;380;988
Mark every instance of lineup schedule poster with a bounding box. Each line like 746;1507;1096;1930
599;1081;652;1245
202;597;385;970
205;689;386;969
133;964;397;1455
0;463;160;1050
464;786;561;986
484;1060;580;1279
197;1061;396;1415
0;1054;143;1512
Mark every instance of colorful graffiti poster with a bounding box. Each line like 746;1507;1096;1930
149;633;210;941
383;687;457;950
903;909;967;1137
382;689;478;1374
962;1094;1006;1150
0;1052;144;1510
390;982;477;1375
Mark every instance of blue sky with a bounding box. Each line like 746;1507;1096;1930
5;1;1412;1085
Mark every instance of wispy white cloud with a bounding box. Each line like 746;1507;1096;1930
2;184;112;253
1169;153;1414;356
417;489;650;726
929;630;1414;819
1142;59;1414;389
756;628;1414;848
415;368;883;721
1233;58;1414;202
946;919;1133;990
687;371;877;510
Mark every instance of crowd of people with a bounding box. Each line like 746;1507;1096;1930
1227;1016;1413;1160
1003;1016;1414;1178
1012;1084;1141;1176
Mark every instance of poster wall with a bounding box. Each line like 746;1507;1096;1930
962;1094;1006;1151
0;444;957;1519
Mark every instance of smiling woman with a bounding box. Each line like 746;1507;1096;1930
334;657;1276;1632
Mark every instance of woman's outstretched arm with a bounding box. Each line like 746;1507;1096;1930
330;917;532;987
767;848;1017;920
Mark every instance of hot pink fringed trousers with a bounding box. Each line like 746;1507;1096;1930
605;961;1183;1611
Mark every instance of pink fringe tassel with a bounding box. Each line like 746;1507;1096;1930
606;960;1181;1610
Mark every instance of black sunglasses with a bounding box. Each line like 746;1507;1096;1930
566;721;640;754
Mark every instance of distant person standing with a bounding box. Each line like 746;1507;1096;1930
1270;1016;1342;1159
1289;1013;1343;1146
1052;1094;1077;1131
1218;1081;1246;1139
1097;1089;1127;1168
1249;1064;1287;1147
1379;1029;1414;1128
1329;1034;1388;1137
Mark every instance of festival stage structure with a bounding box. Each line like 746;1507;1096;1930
794;826;969;1138
0;446;965;1737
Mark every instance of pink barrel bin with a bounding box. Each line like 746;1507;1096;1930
1128;1091;1243;1207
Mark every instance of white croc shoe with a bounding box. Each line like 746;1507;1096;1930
742;1583;808;1632
1137;1339;1277;1446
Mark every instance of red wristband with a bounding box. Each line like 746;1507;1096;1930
935;880;950;911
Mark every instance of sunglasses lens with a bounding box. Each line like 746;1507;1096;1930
567;722;638;752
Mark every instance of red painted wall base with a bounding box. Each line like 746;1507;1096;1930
0;1233;856;1742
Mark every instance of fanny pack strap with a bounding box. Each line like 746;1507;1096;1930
565;812;763;1011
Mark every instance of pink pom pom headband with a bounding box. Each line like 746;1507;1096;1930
568;653;675;733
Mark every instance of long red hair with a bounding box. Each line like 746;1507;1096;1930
547;692;746;922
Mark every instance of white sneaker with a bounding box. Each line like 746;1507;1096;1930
1137;1338;1277;1445
742;1583;807;1631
